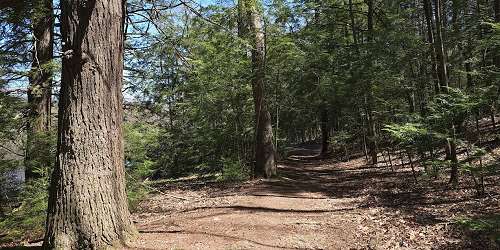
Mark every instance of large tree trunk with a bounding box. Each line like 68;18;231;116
43;0;136;248
25;0;53;180
433;0;449;90
238;0;276;178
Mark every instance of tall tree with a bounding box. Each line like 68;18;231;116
366;0;378;165
238;0;277;178
433;0;448;90
25;0;53;180
495;0;500;69
43;0;136;248
423;0;440;93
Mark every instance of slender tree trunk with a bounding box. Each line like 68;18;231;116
367;0;373;39
491;112;496;129
238;0;276;178
447;138;459;185
387;149;394;171
44;0;136;248
25;0;53;180
432;0;457;185
495;0;500;68
320;108;329;156
366;0;377;165
407;151;418;183
433;0;449;90
465;60;473;89
408;87;416;113
490;0;498;132
492;0;500;131
348;0;357;46
361;109;369;162
423;0;440;93
367;106;378;165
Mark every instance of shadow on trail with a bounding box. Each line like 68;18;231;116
137;230;302;250
265;144;499;249
146;143;499;249
176;205;356;215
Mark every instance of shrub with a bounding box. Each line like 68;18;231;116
0;173;48;243
218;158;249;182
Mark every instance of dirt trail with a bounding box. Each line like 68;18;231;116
128;146;499;250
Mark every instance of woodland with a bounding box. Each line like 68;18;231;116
0;0;499;249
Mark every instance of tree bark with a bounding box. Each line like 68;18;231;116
496;0;500;24
25;0;53;180
495;0;500;57
367;103;378;165
433;0;449;90
366;0;377;165
320;108;329;156
367;0;373;40
447;138;459;185
43;0;136;248
495;0;500;96
348;0;357;45
423;0;440;93
238;0;276;178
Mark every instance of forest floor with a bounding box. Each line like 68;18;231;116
127;145;500;250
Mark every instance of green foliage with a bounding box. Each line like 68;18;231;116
25;131;57;176
330;131;352;147
456;215;500;245
0;0;498;246
383;123;429;146
124;121;159;172
218;158;250;182
0;172;49;243
124;121;160;210
427;88;478;129
423;159;451;178
126;177;149;212
127;5;256;179
0;94;24;147
0;128;54;243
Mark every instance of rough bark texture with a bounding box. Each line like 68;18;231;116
25;0;53;180
43;0;136;248
238;0;277;178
